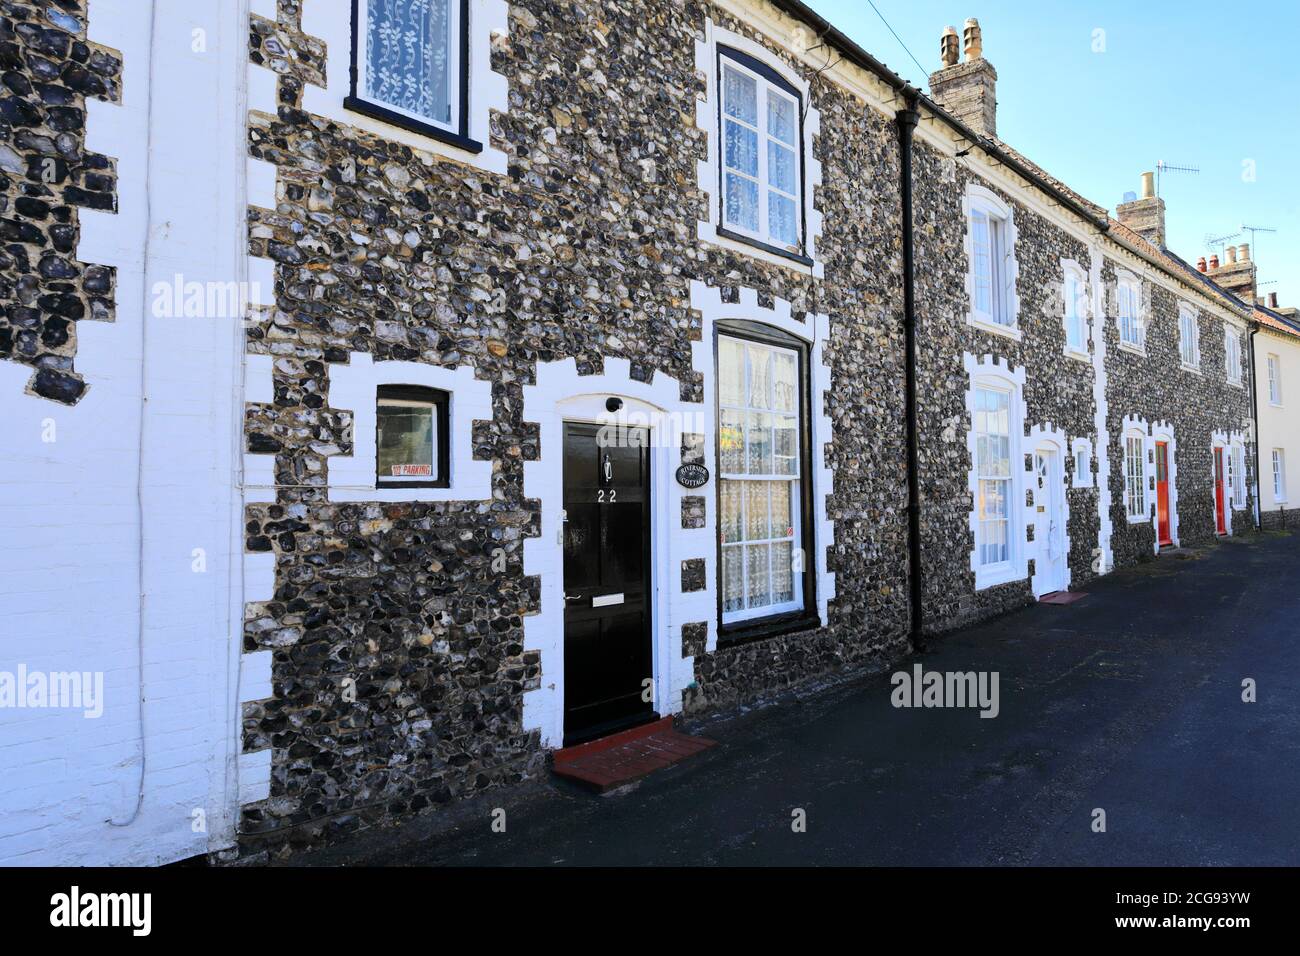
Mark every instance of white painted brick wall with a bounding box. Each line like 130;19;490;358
0;0;248;866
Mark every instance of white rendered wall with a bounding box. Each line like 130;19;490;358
0;0;247;865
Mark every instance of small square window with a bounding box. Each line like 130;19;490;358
376;385;449;488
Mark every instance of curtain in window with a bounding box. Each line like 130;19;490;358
366;0;453;126
1125;436;1146;518
974;387;1011;566
719;335;802;621
721;58;802;250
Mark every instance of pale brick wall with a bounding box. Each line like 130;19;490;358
0;0;247;866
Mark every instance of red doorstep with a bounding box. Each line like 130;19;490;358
1039;590;1088;605
552;716;717;792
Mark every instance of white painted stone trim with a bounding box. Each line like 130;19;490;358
695;19;824;278
1027;423;1071;598
1113;267;1147;356
1071;437;1094;489
520;282;835;748
1150;421;1180;550
1211;430;1243;536
299;0;510;175
1089;246;1114;575
1177;300;1202;372
963;353;1030;591
326;354;493;503
1060;257;1091;362
1224;326;1245;388
962;182;1021;340
1121;414;1155;527
520;362;706;749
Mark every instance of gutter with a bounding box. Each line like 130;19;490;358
896;99;923;648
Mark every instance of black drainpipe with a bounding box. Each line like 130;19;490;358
896;99;924;650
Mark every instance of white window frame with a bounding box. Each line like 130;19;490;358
965;357;1027;592
1116;271;1145;353
1273;449;1288;503
717;333;806;625
717;50;805;255
353;0;464;136
1124;429;1148;523
1230;442;1247;510
963;183;1021;340
1178;305;1201;371
1267;354;1282;405
1225;327;1243;386
1071;437;1093;489
1060;260;1089;360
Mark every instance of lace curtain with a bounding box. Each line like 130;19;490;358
365;0;453;126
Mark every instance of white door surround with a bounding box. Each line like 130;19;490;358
1032;439;1069;597
521;360;711;749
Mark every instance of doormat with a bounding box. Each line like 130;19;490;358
552;716;716;793
1039;590;1088;605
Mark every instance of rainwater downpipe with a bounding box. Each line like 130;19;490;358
896;98;924;650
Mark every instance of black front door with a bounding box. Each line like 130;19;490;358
562;422;655;745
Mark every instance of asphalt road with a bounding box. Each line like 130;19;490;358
294;531;1300;867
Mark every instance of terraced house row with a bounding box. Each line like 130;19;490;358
0;0;1270;865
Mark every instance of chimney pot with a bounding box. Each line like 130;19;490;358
1209;254;1220;270
1269;292;1279;308
1226;245;1238;264
1197;257;1207;273
940;26;959;67
1238;243;1250;262
963;18;983;61
1140;172;1155;199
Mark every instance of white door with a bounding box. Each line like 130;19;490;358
1034;446;1068;595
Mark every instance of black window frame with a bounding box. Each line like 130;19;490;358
375;384;451;490
714;45;813;267
713;319;820;647
345;0;482;154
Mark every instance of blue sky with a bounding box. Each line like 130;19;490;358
803;0;1300;307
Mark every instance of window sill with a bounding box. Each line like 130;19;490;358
1228;379;1245;389
1072;480;1094;490
1117;341;1146;357
1126;513;1150;525
968;315;1023;342
973;562;1026;592
1180;363;1203;376
717;609;822;649
1063;346;1090;363
1269;401;1283;408
344;96;484;154
714;226;814;268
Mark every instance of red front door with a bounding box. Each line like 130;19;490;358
1156;442;1172;546
1214;447;1227;535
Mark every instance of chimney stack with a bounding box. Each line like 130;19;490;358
1205;242;1257;303
929;18;998;138
1115;172;1167;248
1268;292;1279;308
